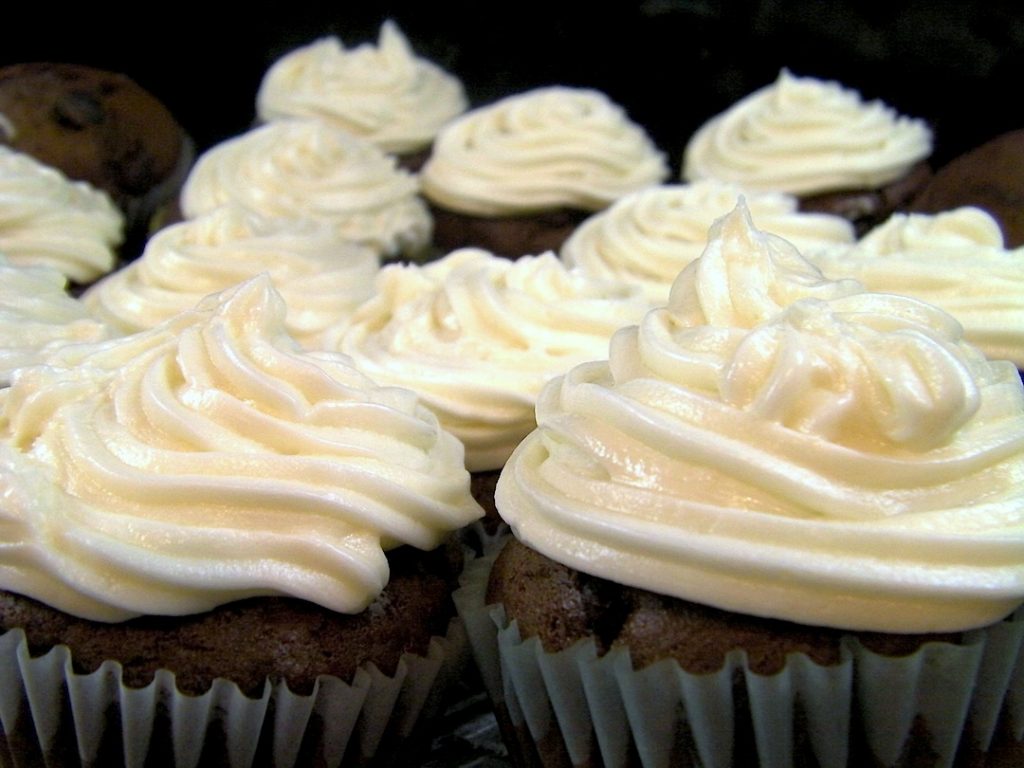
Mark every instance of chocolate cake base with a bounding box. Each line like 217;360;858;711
799;160;933;237
487;537;966;675
910;129;1024;248
0;543;466;767
483;538;1024;768
429;205;590;260
1;543;461;698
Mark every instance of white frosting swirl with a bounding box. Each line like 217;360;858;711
0;147;124;283
421;87;669;216
256;20;468;155
499;204;1024;633
83;206;379;348
180;119;431;258
0;256;112;384
810;207;1024;368
683;70;933;195
329;249;653;471
561;181;855;304
0;276;481;622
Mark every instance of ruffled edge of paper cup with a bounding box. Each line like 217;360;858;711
454;551;1024;768
0;614;468;768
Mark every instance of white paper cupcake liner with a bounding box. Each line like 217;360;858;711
461;518;513;558
454;552;1024;768
0;615;468;768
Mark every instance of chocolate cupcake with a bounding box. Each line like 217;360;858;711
256;20;468;172
0;276;483;765
683;70;933;235
0;62;194;261
909;128;1024;248
456;204;1024;767
420;87;669;259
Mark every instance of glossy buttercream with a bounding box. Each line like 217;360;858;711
810;207;1024;368
421;86;669;216
0;257;111;384
561;180;854;304
0;276;481;622
498;204;1024;633
256;20;468;155
180;119;431;258
83;206;379;347
683;70;932;195
0;147;123;284
329;249;652;471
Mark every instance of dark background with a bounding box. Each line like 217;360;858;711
2;1;1021;171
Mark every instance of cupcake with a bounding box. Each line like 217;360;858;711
456;204;1024;767
256;20;468;172
180;118;432;262
0;145;123;287
82;204;379;348
909;128;1024;248
321;248;653;541
0;62;194;260
809;206;1024;372
561;180;855;304
0;276;483;765
0;255;112;385
420;86;669;259
682;70;933;234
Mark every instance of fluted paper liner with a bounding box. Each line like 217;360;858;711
461;518;512;557
0;615;468;767
454;553;1024;768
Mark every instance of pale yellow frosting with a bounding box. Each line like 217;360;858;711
180;119;431;258
0;256;111;384
810;207;1024;368
683;70;932;195
83;205;379;348
0;276;481;622
420;87;669;216
561;181;855;304
498;204;1024;633
256;20;468;155
328;249;653;471
0;147;123;284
